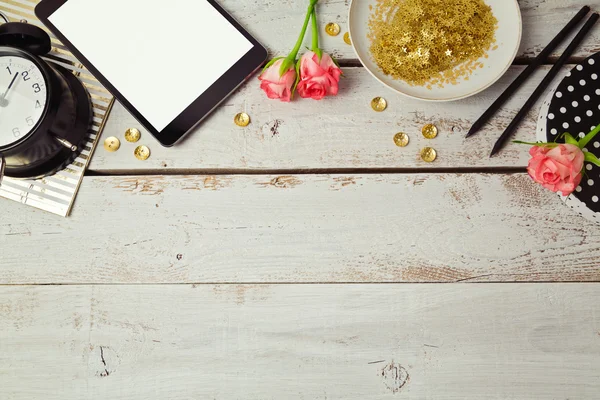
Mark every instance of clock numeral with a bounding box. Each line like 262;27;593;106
32;83;41;93
12;128;20;138
5;66;11;75
22;71;30;81
35;100;42;109
26;117;34;126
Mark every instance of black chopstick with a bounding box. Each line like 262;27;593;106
490;12;599;157
466;5;591;138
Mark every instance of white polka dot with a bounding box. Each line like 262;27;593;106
583;148;589;153
593;74;598;80
576;186;583;193
566;72;572;77
548;113;555;120
579;132;586;138
594;142;600;148
596;89;600;95
589;59;596;65
555;91;563;98
593;196;599;203
587;110;594;117
550;128;558;135
588;179;594;186
577;64;583;71
560;107;567;113
586;164;593;171
572;101;579;107
575;116;581;123
591;126;597;131
563;122;570;129
568;85;575;92
580;79;586;86
585;95;591;101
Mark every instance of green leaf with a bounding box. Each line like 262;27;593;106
261;57;283;74
279;57;296;77
578;124;600;149
313;48;323;61
563;132;579;146
291;59;302;96
584;151;600;167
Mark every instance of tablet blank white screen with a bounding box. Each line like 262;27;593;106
49;0;253;131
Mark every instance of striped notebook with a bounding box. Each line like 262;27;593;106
0;0;113;216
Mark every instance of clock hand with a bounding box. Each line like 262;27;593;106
1;71;19;100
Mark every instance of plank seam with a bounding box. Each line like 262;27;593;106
85;167;527;176
0;281;598;286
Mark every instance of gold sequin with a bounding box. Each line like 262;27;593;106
103;137;120;152
393;132;410;147
422;124;438;139
420;147;437;162
134;145;151;161
371;97;387;112
343;32;352;45
367;0;498;87
125;128;141;142
325;22;341;36
234;112;250;127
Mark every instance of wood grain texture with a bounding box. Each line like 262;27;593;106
1;284;599;399
91;66;568;172
1;174;599;284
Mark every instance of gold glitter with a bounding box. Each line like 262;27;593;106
371;97;387;112
134;145;151;161
124;128;141;143
103;137;120;152
393;132;410;147
367;0;497;87
234;112;251;127
420;147;437;162
325;22;341;36
344;32;352;45
422;124;438;139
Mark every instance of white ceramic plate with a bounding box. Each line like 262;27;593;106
348;0;522;101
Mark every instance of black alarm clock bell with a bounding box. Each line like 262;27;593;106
0;21;91;184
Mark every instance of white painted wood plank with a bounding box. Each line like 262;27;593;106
251;0;600;61
6;0;597;62
1;284;599;399
85;0;600;172
5;0;597;63
91;66;564;172
1;174;599;284
118;0;600;62
515;0;600;61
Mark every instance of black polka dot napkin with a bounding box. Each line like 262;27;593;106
540;52;600;221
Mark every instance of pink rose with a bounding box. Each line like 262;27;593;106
297;51;342;100
527;144;584;196
258;59;296;102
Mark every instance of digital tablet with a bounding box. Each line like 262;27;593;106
36;0;267;146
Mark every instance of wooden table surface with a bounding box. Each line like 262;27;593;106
2;0;600;398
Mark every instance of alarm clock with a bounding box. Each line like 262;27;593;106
0;21;91;184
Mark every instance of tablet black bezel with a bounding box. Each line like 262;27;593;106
35;0;267;147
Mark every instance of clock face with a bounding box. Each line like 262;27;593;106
0;55;48;147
